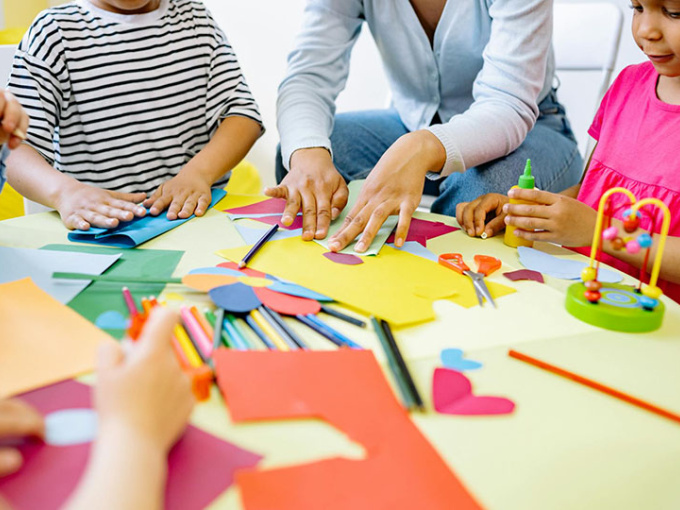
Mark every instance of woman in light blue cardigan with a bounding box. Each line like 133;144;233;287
269;0;582;252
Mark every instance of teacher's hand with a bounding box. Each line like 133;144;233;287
327;130;446;253
264;148;349;241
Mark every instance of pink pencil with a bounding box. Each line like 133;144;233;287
180;306;213;357
122;286;138;316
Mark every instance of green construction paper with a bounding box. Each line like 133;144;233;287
41;244;184;339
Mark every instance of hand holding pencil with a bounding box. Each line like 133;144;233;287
0;90;28;149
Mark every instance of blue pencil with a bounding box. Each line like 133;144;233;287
239;223;279;268
244;314;277;350
222;314;249;350
294;314;344;348
305;314;362;349
263;307;309;350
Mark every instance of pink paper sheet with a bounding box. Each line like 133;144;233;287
224;198;287;215
433;368;515;416
503;269;545;283
0;380;262;510
386;218;459;247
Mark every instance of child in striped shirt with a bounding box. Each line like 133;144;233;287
6;0;263;230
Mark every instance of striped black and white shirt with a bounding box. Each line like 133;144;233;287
8;0;262;194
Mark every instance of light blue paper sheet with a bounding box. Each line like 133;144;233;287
518;246;623;283
68;188;227;248
234;223;302;245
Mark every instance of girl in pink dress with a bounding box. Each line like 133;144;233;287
455;0;680;302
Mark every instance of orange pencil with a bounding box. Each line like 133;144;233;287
508;349;680;425
190;306;214;339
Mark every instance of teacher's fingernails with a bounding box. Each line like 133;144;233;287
331;208;340;219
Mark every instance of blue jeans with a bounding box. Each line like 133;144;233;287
275;91;583;216
0;144;8;194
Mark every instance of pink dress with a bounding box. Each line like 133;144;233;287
575;62;680;303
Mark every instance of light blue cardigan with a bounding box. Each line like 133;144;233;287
277;0;554;176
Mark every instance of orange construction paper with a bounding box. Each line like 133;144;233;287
0;278;115;398
214;349;481;510
181;273;238;292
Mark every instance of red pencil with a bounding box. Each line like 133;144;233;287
508;349;680;426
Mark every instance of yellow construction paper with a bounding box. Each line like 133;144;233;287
217;237;515;327
215;193;269;211
0;278;114;398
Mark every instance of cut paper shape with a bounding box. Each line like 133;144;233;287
391;241;439;262
94;310;128;330
267;280;333;302
45;409;98;446
214;349;481;510
235;223;302;245
322;252;364;265
237;276;273;288
42;245;184;340
68;188;226;248
518;247;622;283
0;278;114;399
0;380;262;510
433;368;515;416
217;262;270;279
440;349;483;372
253;287;321;316
224;197;288;215
0;246;120;304
314;180;398;256
386;217;460;247
182;273;238;292
165;292;185;301
216;193;269;211
218;238;516;326
503;269;545;283
252;213;305;231
209;283;262;313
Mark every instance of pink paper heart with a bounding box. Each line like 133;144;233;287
432;368;515;416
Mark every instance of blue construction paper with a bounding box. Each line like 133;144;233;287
68;188;227;248
518;247;623;283
235;223;302;245
45;409;98;446
209;283;262;313
267;280;333;302
0;246;120;304
440;348;483;371
94;310;129;330
389;241;438;262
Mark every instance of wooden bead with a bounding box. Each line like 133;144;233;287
623;216;640;233
611;237;625;250
581;266;597;282
584;280;602;291
584;290;601;303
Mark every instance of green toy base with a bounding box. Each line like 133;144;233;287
565;282;665;333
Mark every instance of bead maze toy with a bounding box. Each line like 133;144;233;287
565;187;670;332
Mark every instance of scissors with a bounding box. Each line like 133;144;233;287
438;254;502;308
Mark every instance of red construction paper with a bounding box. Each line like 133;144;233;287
224;198;287;215
214;350;481;510
433;368;515;416
386;218;459;247
217;261;268;278
254;214;304;230
254;287;321;316
0;380;262;510
503;269;545;284
322;252;364;265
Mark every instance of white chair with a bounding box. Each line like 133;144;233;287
553;1;624;159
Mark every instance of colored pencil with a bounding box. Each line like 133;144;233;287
173;324;203;367
171;336;191;370
53;272;183;284
211;308;225;353
306;314;362;349
509;349;680;425
232;316;257;350
223;314;250;351
121;286;138;316
262;306;307;349
380;319;424;411
238;223;279;268
294;314;344;348
370;317;414;410
252;309;290;351
320;305;367;328
204;309;231;348
245;314;277;350
190;306;214;340
180;307;212;357
180;315;209;363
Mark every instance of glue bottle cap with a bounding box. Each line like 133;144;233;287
518;159;535;189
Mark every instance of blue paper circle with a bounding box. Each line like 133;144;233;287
209;282;262;313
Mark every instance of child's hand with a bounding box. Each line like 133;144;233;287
56;181;147;231
144;172;213;220
0;399;45;477
0;90;29;150
504;188;597;247
95;308;194;456
456;193;509;238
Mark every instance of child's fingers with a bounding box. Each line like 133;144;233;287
81;210;119;229
0;400;45;439
133;308;180;361
483;215;507;238
0;448;23;477
177;196;198;219
1;91;22;134
504;202;551;219
504;214;549;232
63;212;91;231
508;188;556;205
149;194;173;217
194;194;211;216
109;190;147;204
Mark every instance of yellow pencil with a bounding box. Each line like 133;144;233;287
250;309;289;351
173;324;203;367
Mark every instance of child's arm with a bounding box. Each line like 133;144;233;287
65;308;194;510
144;116;262;220
7;145;147;230
0;90;29;150
0;400;44;477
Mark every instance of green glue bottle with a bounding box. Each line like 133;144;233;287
504;159;536;248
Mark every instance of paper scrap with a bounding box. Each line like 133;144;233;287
45;409;98;446
254;287;321;316
0;246;120;304
503;269;545;283
214;349;481;510
0;380;262;510
391;241;439;262
440;349;483;372
225;197;288;215
386;218;459;247
94;310;128;330
209;283;262;313
518;247;622;283
182;273;238;292
235;223;302;245
433;368;515;416
322;252;364;265
0;278;114;398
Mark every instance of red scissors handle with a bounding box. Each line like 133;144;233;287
438;253;469;274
